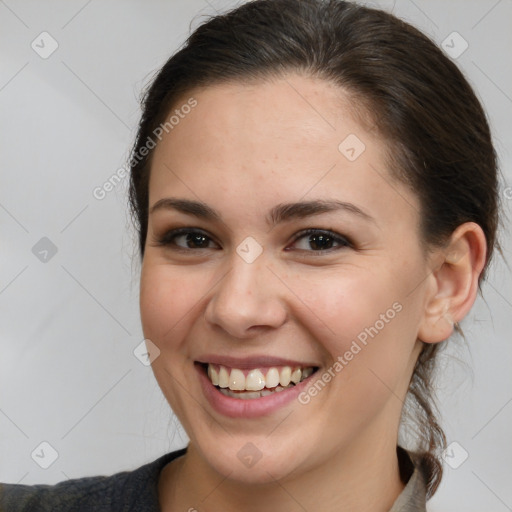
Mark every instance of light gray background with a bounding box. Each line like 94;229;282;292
1;1;511;510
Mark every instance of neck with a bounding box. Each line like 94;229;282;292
159;433;406;512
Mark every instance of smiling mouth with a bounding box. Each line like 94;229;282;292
198;362;319;400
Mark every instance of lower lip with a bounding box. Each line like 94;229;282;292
196;364;316;418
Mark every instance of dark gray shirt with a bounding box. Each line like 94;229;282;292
0;447;427;511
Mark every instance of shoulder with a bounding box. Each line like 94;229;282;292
0;448;187;512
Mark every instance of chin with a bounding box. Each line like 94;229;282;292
196;437;310;485
212;453;296;484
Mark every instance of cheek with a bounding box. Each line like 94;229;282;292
292;267;396;350
139;262;203;347
291;265;418;387
139;261;206;420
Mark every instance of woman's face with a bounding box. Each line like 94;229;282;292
140;74;433;483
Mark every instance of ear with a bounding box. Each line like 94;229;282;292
418;222;487;344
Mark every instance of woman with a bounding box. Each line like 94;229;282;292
0;0;501;510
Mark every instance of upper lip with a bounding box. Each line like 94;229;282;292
196;355;319;369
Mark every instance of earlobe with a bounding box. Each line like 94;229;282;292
417;222;487;344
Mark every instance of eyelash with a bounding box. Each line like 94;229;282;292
155;227;352;256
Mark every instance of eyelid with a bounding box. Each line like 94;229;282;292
155;227;220;249
154;226;352;253
290;228;352;246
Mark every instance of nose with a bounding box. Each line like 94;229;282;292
203;251;288;339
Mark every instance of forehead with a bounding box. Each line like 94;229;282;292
161;75;366;160
148;74;419;227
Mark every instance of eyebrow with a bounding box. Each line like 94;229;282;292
149;197;376;226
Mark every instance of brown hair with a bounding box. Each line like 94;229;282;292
128;0;500;497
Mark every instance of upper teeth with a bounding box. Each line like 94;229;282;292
207;364;314;391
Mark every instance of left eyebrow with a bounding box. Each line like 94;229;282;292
267;199;377;226
149;197;377;227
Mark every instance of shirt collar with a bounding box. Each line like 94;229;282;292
388;447;428;512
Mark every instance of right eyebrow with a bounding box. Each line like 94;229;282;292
149;198;222;222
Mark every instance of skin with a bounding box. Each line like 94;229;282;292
139;74;487;512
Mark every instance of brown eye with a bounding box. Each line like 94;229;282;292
288;229;351;253
157;228;219;250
